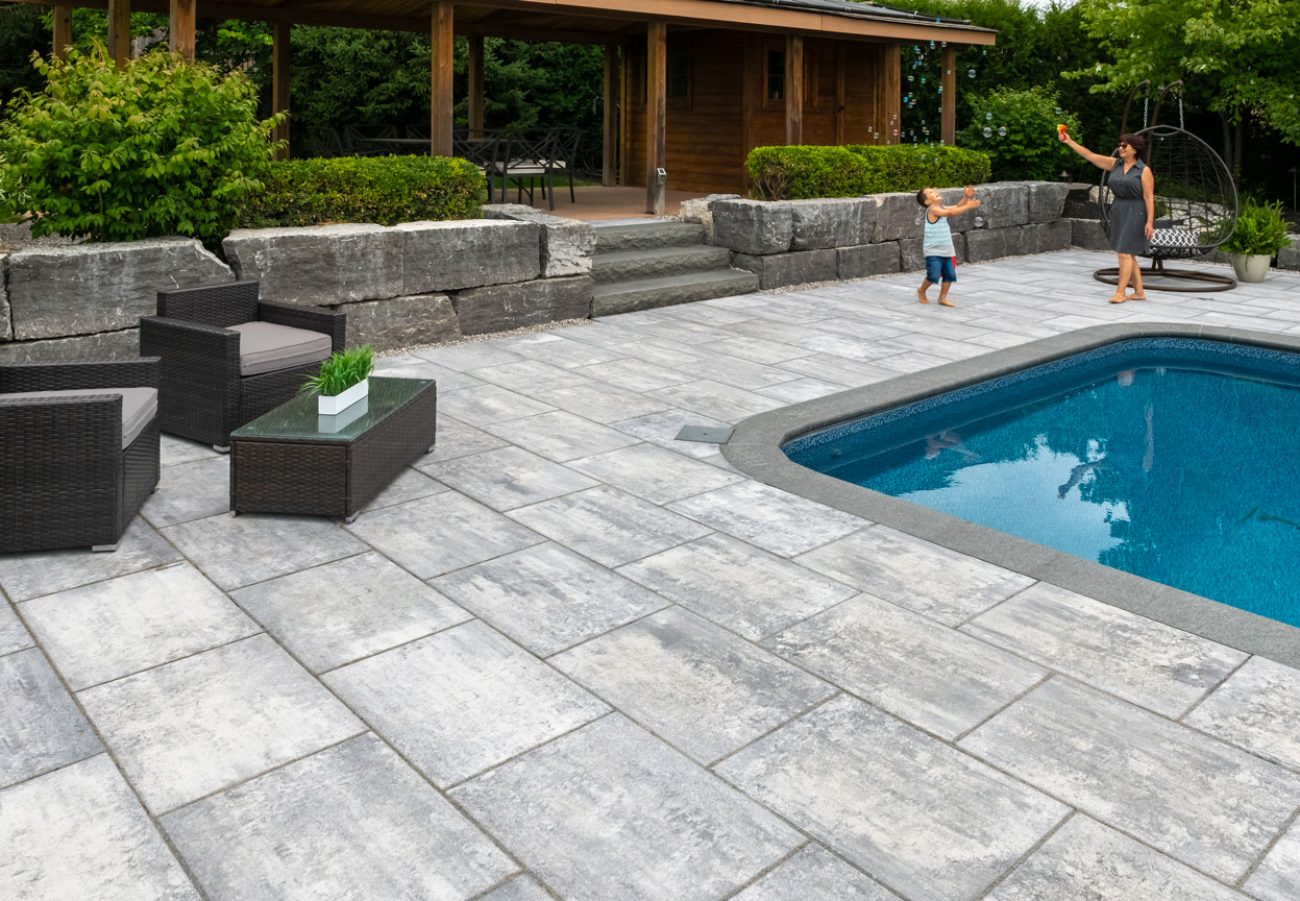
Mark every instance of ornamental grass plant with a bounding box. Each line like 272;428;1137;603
301;346;375;398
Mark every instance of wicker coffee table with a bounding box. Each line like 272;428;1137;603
230;377;436;521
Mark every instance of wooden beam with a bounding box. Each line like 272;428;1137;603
52;1;72;60
107;0;130;65
272;21;290;160
468;34;485;138
740;34;756;195
430;1;454;157
834;43;846;145
602;43;617;186
881;43;900;144
645;20;666;215
785;33;802;145
941;45;956;146
168;0;195;59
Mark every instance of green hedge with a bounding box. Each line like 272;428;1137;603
239;155;485;227
745;144;992;200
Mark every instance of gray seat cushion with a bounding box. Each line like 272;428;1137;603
230;321;332;376
0;387;158;448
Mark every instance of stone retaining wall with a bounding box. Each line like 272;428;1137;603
0;210;596;362
702;182;1074;289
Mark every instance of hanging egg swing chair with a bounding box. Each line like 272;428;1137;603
1094;80;1240;292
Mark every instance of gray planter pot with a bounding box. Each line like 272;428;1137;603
1230;253;1272;283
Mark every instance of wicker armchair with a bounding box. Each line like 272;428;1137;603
0;358;161;553
139;281;346;449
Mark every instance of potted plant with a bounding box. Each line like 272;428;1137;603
1223;200;1289;284
302;346;374;415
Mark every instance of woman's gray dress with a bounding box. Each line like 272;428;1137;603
1108;159;1149;254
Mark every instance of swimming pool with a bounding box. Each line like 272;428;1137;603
783;336;1300;629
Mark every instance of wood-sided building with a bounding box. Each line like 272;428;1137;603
20;0;995;211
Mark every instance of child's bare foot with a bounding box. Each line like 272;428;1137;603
939;298;956;307
1108;293;1128;304
917;287;930;304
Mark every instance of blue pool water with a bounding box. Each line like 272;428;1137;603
785;338;1300;627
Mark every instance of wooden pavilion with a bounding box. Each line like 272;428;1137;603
20;0;996;212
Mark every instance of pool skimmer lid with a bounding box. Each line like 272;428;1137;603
676;425;734;444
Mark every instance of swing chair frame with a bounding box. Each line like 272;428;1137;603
1092;81;1239;293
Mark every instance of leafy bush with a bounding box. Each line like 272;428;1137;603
0;45;280;242
239;155;484;227
1222;199;1289;257
745;144;991;200
301;346;374;397
958;87;1082;182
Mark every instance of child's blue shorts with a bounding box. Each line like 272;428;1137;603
924;255;958;283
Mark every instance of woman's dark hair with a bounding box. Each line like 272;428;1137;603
1119;132;1148;163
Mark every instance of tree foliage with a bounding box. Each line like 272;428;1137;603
0;45;281;241
959;87;1082;181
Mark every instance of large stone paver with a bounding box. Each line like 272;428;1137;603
324;620;607;787
717;694;1067;901
230;552;470;673
668;480;866;557
1246;817;1300;901
79;634;364;814
508;486;711;567
452;714;801;901
960;678;1300;883
963;581;1245;718
1184;654;1300;771
413;412;508;464
569;442;743;504
422;445;598;511
432;543;669;657
765;594;1046;739
481;875;553;900
162;733;515;901
483;410;641;463
553;607;834;763
0;600;32;655
0;649;101;789
0;519;181;602
0;754;198;901
732;844;900;900
986;814;1246;901
619;533;857;640
21;562;258;690
795;526;1034;624
535;380;675;424
436;384;555;426
140;456;232;528
345;493;544;579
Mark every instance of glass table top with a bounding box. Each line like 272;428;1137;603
232;377;435;443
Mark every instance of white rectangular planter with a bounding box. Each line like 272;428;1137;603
317;378;369;415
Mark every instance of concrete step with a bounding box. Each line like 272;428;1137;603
593;221;707;253
592;269;760;317
592;244;734;283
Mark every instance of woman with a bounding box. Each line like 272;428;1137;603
1061;131;1155;303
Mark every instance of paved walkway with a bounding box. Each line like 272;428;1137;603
4;249;1300;901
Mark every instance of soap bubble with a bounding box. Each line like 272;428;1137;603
985;111;993;121
974;216;986;228
1054;106;1062;116
937;86;943;94
982;126;993;138
997;126;1008;137
929;40;935;48
920;76;927;85
968;69;976;78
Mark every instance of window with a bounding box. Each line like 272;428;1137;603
766;49;785;103
667;48;691;106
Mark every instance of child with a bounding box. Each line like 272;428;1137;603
916;185;980;307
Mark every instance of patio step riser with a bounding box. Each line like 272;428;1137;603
593;270;760;316
594;222;707;252
592;246;734;283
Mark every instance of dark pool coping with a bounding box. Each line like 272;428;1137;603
723;322;1300;669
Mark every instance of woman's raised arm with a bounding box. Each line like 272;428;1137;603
1061;134;1115;171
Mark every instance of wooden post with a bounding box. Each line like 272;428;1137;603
882;44;901;144
785;33;803;145
107;0;131;65
618;44;629;186
645;20;666;215
834;43;846;145
272;22;291;160
168;0;195;59
941;45;956;146
602;43;617;186
467;35;485;139
52;1;72;60
430;1;454;157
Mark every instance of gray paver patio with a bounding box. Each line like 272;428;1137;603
8;250;1300;900
0;754;198;901
162;732;516;900
452;714;801;901
20;562;258;689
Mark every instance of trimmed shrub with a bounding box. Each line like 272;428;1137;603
238;155;485;227
0;45;280;242
959;86;1082;182
746;144;991;200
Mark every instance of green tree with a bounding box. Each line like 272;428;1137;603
959;86;1082;180
0;45;281;241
